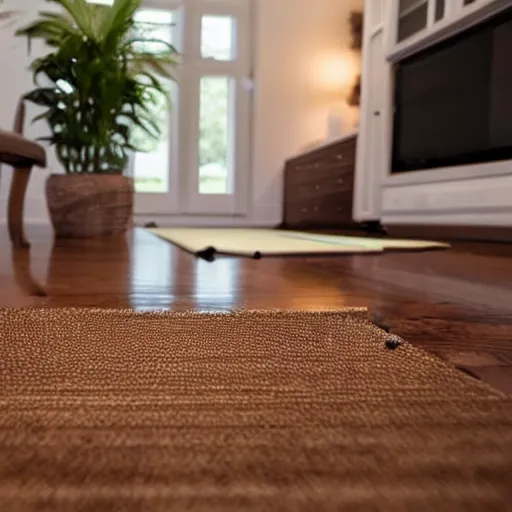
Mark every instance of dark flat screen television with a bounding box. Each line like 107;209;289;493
392;6;512;173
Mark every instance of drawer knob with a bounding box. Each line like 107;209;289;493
315;185;320;190
302;208;308;212
338;178;344;184
314;206;319;212
336;154;343;160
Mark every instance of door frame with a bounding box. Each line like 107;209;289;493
133;0;184;215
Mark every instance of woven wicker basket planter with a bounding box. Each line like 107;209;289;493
46;174;134;238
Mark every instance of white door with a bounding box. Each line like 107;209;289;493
131;3;181;215
366;29;387;214
133;0;253;216
354;0;392;221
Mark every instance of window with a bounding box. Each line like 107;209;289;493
130;9;176;195
183;5;252;215
199;76;235;194
397;0;428;42
88;0;254;216
435;0;445;21
201;16;235;61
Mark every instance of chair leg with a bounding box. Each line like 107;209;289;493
11;247;47;297
8;165;33;249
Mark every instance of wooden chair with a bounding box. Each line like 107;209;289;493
0;102;46;248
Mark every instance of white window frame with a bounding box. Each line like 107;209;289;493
134;0;253;216
133;0;184;215
181;0;252;215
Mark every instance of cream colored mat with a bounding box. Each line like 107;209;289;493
148;228;449;257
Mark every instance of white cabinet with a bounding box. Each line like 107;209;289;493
395;0;452;42
387;0;501;61
354;0;512;225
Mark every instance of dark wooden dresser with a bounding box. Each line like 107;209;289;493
282;134;357;228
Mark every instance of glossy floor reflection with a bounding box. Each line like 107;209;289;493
2;226;512;393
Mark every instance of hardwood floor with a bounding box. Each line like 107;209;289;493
2;226;512;393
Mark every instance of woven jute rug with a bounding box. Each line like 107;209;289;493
1;308;511;511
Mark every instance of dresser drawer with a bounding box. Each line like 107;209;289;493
286;162;353;186
287;150;356;175
285;190;353;226
322;144;356;167
294;167;354;199
286;139;356;173
284;199;314;225
283;135;357;228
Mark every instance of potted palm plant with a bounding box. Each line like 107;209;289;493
16;0;178;238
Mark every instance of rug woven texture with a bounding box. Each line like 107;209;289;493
1;308;511;511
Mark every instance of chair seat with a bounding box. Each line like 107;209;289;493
0;129;46;168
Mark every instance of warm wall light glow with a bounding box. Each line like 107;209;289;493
314;50;360;96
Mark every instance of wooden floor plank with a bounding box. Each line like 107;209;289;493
1;226;512;393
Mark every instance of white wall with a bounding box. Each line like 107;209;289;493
0;0;363;226
252;0;362;223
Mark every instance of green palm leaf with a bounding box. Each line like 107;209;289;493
100;0;141;48
17;0;178;174
46;0;95;38
128;52;177;79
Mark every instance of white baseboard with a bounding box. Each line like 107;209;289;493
134;203;282;228
134;214;279;228
382;211;512;226
0;204;283;229
0;218;50;226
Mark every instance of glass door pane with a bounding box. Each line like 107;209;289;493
185;6;250;215
179;1;251;215
397;0;428;42
131;9;176;196
132;84;173;194
199;77;234;195
201;16;236;61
